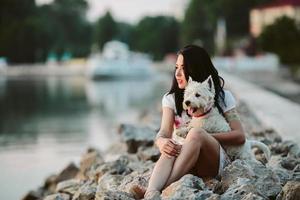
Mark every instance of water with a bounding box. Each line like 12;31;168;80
0;74;171;200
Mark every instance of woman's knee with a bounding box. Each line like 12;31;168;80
186;128;208;142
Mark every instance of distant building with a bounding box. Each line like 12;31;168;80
250;0;300;37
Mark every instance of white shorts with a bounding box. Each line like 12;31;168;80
218;145;231;177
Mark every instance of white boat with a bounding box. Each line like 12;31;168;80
86;41;154;79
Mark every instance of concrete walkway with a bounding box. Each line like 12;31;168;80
221;71;300;144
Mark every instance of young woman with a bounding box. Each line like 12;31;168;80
130;45;246;199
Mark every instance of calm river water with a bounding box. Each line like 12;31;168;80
0;74;171;200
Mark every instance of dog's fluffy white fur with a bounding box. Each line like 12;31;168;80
175;76;270;162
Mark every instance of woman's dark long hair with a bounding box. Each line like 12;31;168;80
168;45;226;116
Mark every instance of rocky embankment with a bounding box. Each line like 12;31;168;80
22;101;300;200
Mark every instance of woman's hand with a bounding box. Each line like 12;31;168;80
157;137;182;158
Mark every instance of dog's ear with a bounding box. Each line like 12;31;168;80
203;75;215;94
188;76;193;84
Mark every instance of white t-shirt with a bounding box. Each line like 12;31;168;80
162;89;236;129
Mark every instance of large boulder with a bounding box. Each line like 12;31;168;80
161;174;216;200
76;148;104;180
95;174;134;200
220;178;266;200
137;146;160;162
119;124;157;153
86;155;133;181
220;160;282;198
56;163;80;183
276;181;300;200
55;179;82;196
44;193;71;200
72;180;97;200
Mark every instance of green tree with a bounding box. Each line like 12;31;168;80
259;16;300;65
0;0;39;63
181;0;214;52
115;22;134;45
0;0;92;63
94;11;117;51
219;0;273;38
45;0;92;58
131;16;179;60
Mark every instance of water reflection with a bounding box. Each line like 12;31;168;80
85;79;156;114
0;74;170;200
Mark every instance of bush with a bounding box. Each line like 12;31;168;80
259;16;300;65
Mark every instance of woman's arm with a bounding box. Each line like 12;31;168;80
155;107;181;157
211;108;246;146
155;107;174;145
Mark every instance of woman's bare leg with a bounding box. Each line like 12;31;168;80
145;154;176;195
164;128;220;188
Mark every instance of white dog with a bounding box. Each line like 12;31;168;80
175;76;270;162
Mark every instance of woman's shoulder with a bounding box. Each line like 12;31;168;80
223;89;234;97
219;89;236;112
162;92;175;110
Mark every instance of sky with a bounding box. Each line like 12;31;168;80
35;0;189;24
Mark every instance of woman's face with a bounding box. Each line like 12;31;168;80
175;54;187;89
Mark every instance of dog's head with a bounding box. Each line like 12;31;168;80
183;75;215;115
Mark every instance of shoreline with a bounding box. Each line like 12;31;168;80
222;71;300;145
22;91;300;199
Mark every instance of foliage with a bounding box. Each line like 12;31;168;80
0;0;37;63
131;16;179;60
94;11;117;51
0;0;92;63
259;16;300;65
180;0;273;52
40;0;92;59
181;0;214;52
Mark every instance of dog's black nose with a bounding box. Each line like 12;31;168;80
185;100;190;106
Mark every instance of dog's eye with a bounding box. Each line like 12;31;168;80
195;93;200;97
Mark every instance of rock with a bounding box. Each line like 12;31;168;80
119;124;157;153
95;190;134;200
138;108;161;132
104;141;128;162
270;143;289;156
96;174;134;200
56;179;81;195
98;174;124;190
241;193;265;200
203;178;220;192
271;141;300;158
56;163;79;183
292;164;300;181
276;181;300;200
119;168;152;193
137;146;160;162
72;180;97;200
44;193;71;200
220;160;256;193
272;167;293;185
44;174;59;193
220;178;266;200
22;189;44;200
289;144;300;158
89;155;133;181
23;99;300;200
162;174;207;199
248;161;282;198
77;148;104;180
280;156;300;170
282;141;300;158
220;160;281;198
267;155;283;168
